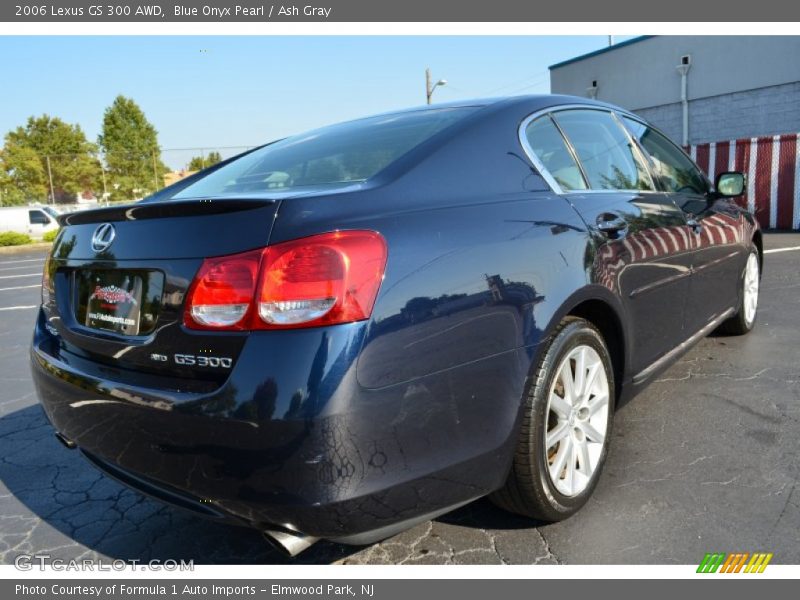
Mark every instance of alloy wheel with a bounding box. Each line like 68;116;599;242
544;345;610;497
743;253;759;326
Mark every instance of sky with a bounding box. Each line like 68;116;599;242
0;35;633;169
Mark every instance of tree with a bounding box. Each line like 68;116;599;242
187;151;222;172
0;115;100;205
0;145;45;205
99;96;168;201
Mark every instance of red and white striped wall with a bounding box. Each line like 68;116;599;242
688;133;800;230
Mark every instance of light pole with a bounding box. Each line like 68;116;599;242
152;149;160;192
425;67;447;104
101;165;108;201
45;155;56;205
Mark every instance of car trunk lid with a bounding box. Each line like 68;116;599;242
42;198;279;386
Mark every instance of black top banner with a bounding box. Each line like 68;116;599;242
2;0;799;22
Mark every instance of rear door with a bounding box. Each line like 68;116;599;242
619;117;745;333
524;107;692;374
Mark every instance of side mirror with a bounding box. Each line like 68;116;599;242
715;172;745;197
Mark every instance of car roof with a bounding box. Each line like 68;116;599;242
373;94;622;115
344;95;633;129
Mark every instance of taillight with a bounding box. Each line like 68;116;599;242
258;230;387;328
185;249;261;329
184;231;387;331
41;255;51;307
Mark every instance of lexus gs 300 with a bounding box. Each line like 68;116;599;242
32;96;761;556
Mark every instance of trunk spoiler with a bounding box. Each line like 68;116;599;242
58;198;276;226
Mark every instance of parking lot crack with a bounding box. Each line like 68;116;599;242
687;455;715;467
700;475;741;486
534;528;561;564
765;475;798;542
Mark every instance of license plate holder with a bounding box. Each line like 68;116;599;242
75;270;157;336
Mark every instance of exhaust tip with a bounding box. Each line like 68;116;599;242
263;528;319;557
54;432;76;449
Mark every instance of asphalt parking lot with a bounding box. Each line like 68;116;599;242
1;233;798;565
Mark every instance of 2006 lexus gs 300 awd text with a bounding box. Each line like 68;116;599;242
31;96;762;556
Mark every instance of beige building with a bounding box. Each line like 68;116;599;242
163;170;198;188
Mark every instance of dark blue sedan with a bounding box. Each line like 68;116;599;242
31;95;761;556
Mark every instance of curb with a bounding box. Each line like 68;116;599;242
0;242;52;256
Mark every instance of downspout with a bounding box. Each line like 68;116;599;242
587;80;599;100
676;63;691;146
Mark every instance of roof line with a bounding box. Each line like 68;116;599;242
548;36;656;70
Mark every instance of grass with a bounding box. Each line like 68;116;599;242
42;229;59;242
0;231;33;246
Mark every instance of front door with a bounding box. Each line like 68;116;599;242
569;191;692;374
619;116;746;334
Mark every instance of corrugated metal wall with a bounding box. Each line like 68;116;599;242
689;134;800;230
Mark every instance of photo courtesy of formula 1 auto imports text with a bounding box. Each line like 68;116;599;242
0;0;799;597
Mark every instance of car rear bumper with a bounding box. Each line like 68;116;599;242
31;308;525;543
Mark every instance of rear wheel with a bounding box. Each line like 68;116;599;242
719;247;760;335
491;317;614;521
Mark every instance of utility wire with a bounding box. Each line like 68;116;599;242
478;71;550;96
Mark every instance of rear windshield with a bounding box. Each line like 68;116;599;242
173;107;476;198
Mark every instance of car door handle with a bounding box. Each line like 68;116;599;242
596;214;628;237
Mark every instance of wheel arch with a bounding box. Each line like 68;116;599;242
752;229;764;271
538;286;629;404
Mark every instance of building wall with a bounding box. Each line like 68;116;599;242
633;82;800;144
550;36;800;144
688;82;800;143
634;103;682;142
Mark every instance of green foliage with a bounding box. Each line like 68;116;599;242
0;145;43;205
99;96;168;201
187;151;222;171
0;115;100;205
0;97;169;205
42;228;59;242
0;231;33;246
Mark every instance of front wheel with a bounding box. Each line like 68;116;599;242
491;317;615;522
719;247;760;335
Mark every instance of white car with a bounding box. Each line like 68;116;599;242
0;206;59;238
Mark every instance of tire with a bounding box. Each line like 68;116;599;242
718;246;760;336
491;317;615;522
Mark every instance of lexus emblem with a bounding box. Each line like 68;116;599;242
91;223;116;253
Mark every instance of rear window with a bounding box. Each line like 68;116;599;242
173;107;476;199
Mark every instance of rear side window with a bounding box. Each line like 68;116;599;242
523;116;587;191
621;116;708;195
553;109;653;191
28;210;50;225
173;107;476;198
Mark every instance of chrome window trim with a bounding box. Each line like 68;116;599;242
609;110;657;191
518;109;571;194
518;103;663;196
613;111;712;194
547;113;591;191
